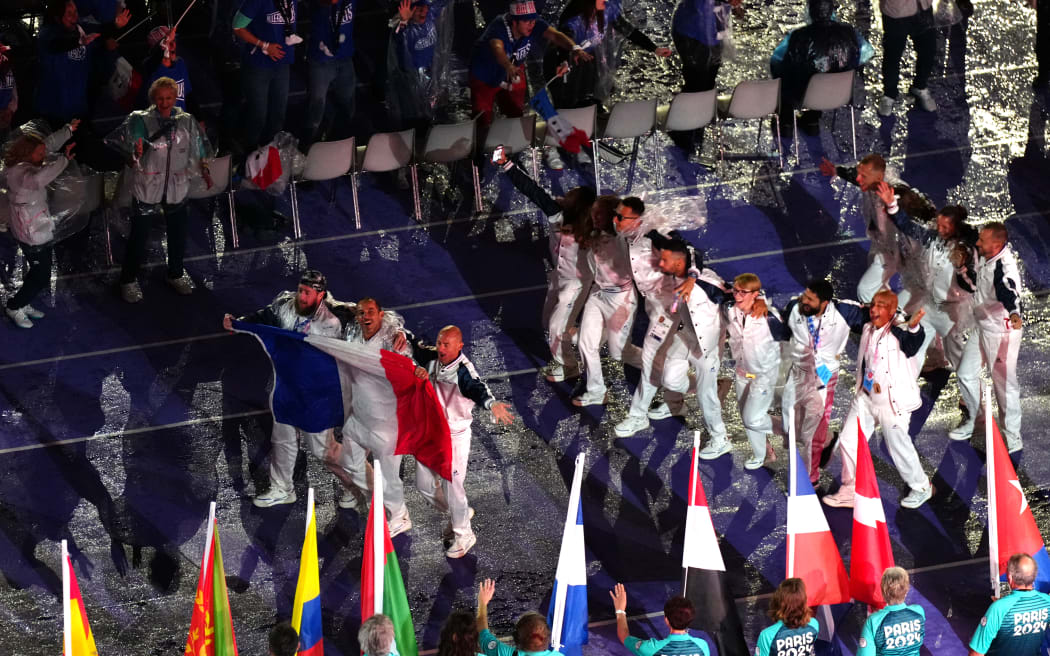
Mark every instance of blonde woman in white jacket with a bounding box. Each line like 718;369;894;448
3;121;77;328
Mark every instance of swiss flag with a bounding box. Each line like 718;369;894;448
849;418;895;607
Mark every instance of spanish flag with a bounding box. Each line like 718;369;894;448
185;502;239;656
62;540;98;656
292;489;324;656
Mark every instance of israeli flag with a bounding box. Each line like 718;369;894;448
547;452;588;655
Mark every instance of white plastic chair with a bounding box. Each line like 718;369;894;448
421;118;482;213
793;70;857;165
483;114;538;178
541;104;597;185
188;154;237;249
289;137;355;238
596;98;658;193
351;129;419;224
717;78;783;170
663;90;718;160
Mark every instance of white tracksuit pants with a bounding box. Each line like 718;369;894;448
578;287;641;398
415;429;472;538
972;327;1023;444
735;371;777;459
916;302;981;416
267;422;371;495
858;251;899;303
647;335;727;441
837;392;929;493
626;319;687;418
781;367;838;483
545;281;588;370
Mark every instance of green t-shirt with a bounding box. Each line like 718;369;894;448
479;628;563;656
625;632;711;656
969;589;1050;656
857;603;925;656
755;618;819;656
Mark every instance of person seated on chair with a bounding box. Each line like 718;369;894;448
769;0;873;136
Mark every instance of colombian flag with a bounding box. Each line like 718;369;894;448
185;502;239;656
62;540;98;656
292;490;324;656
362;462;418;656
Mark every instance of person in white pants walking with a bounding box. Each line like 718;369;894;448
413;326;514;558
953;222;1025;451
823;290;932;509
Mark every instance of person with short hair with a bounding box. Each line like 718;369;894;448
303;0;358;150
953;221;1025;452
268;622;299;656
413;325;514;558
968;553;1050;656
110;76;212;304
857;567;925;656
437;609;483;656
610;583;712;656
477;579;564;656
359;613;397;656
755;578;819;656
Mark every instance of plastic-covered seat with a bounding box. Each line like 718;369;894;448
188;154;238;249
421;119;482;213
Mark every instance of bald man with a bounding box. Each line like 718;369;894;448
969;553;1050;656
413;325;513;558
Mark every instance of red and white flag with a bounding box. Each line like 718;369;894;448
849;418;894;607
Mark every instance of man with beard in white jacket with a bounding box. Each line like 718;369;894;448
412;325;514;558
823;290;931;509
222;270;365;509
953;221;1025;452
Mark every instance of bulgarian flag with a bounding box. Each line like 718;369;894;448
849;418;894;608
362;462;418;656
61;540;98;656
185;503;238;656
292;489;323;656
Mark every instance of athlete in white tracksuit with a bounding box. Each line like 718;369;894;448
954;223;1024;451
339;298;415;523
412;325;514;558
780;280;861;483
224;272;361;508
722;274;786;469
823;290;932;510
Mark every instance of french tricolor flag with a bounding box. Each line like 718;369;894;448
850;419;894;608
787;433;850;606
682;433;750;656
548;453;588;656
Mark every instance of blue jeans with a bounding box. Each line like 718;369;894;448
304;58;357;149
240;64;290;150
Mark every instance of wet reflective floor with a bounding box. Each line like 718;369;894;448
2;0;1050;654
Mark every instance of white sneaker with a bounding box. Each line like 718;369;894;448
443;507;475;540
572;390;607;407
167;275;194;296
647;402;686;420
744;455;766;470
901;484;933;509
877;95;896;117
388;512;413;538
337;486;367;511
948;419;975;441
23;305;45;319
613;415;650;437
699;439;732;460
445;532;477;559
910;88;937;112
544;364;580;382
5;307;32;329
121;282;144;304
253;488;296;508
822;485;855;508
544;146;565;171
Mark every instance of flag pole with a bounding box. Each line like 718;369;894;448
62;539;72;656
373;462;385;618
787;423;797;578
202;502;216;570
985;387;1000;599
682;431;701;596
306;487;314;538
550;452;585;651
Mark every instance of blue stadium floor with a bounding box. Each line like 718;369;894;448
2;1;1050;654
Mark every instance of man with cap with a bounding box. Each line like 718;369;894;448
303;0;358;150
469;0;592;128
221;271;366;508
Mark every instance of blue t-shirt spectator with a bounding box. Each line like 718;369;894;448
144;58;192;110
395;1;448;70
671;0;723;46
470;14;550;87
309;0;355;61
36;22;98;120
858;603;925;656
235;0;297;68
75;0;117;23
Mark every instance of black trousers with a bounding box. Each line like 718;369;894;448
120;200;189;284
672;32;723;92
8;242;53;310
881;8;937;99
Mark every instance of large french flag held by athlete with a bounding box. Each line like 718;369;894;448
292;489;323;656
850;419;895;608
787;430;850;606
985;389;1050;596
233;321;452;480
548;453;588;656
682;432;750;656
